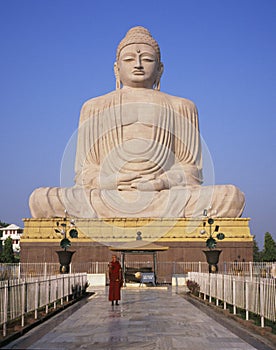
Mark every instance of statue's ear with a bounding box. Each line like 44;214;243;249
155;62;164;90
159;62;164;77
114;62;121;90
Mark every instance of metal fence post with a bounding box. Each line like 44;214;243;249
54;277;57;309
46;277;50;314
3;283;8;337
233;277;236;315
21;280;26;327
66;275;69;303
209;274;212;303
216;275;219;306
223;274;227;310
35;280;39;319
44;262;47;279
245;278;249;321
260;279;265;328
61;275;64;306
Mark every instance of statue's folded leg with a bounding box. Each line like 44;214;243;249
29;184;245;219
29;187;65;218
29;187;97;218
184;184;245;218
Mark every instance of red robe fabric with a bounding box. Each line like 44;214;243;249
108;260;122;301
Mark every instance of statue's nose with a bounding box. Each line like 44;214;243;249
134;56;143;69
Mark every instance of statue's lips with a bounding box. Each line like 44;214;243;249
132;70;145;75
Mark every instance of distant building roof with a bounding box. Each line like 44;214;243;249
0;224;22;231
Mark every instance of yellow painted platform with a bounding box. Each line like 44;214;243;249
22;217;253;244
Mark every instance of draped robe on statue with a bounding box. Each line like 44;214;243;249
29;88;245;218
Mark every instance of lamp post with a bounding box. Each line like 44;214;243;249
55;211;78;273
201;210;225;273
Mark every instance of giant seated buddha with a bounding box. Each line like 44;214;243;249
29;26;245;219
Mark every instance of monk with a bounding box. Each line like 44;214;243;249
108;255;122;305
29;26;245;219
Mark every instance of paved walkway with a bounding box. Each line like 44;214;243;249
2;286;274;350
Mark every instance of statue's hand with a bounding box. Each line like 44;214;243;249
118;172;142;185
130;178;167;191
100;172;141;190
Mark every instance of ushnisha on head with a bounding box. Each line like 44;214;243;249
114;26;164;90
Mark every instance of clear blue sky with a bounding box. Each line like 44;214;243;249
0;0;275;248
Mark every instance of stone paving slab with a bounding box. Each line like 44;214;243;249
2;286;269;350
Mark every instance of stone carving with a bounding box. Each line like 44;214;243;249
29;26;245;219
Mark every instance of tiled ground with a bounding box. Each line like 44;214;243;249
3;286;264;350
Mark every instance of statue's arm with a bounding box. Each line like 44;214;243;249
163;98;203;187
74;99;101;189
74;100;142;189
134;98;203;191
152;98;203;188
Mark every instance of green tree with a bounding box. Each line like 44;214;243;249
0;220;9;228
253;235;262;261
262;232;276;262
1;237;15;263
0;221;9;257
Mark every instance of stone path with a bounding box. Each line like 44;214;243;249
2;286;273;350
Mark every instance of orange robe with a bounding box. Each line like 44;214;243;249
108;260;122;301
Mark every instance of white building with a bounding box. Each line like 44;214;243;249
0;224;23;254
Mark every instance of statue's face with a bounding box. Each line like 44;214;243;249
117;43;162;88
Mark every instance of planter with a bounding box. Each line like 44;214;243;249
203;249;221;273
56;250;75;274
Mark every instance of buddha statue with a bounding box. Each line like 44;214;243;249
29;26;245;219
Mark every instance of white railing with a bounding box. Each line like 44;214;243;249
71;262;108;274
0;273;87;337
188;272;276;327
0;262;275;283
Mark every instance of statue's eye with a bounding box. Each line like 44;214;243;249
141;55;155;62
122;55;135;62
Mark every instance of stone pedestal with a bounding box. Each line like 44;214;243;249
20;217;253;264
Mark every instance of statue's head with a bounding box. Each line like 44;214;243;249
114;26;164;90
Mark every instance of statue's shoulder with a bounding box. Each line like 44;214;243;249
82;90;116;109
158;91;197;112
80;91;117;121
